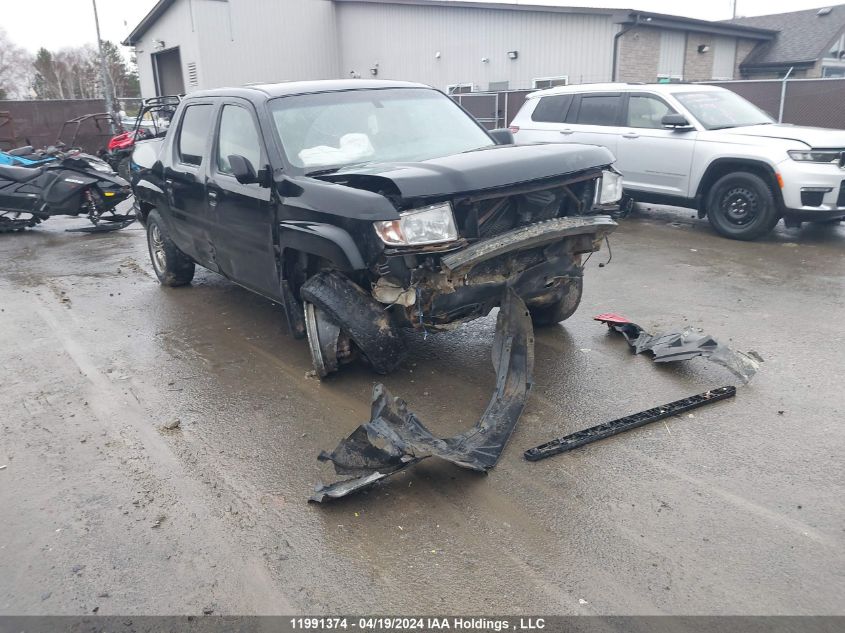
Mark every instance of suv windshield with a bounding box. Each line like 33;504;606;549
673;90;774;130
269;88;494;172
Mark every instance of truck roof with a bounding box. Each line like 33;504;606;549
185;79;433;101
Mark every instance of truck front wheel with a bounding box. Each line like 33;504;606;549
146;210;195;287
528;276;583;327
706;172;780;241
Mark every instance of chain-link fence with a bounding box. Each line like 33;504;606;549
450;90;533;129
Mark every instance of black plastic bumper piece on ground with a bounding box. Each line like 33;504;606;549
524;386;736;462
310;287;534;503
594;313;760;383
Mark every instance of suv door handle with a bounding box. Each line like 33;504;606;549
208;190;219;207
559;128;574;135
622;132;640;139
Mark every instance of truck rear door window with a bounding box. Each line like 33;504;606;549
177;104;214;166
575;95;622;126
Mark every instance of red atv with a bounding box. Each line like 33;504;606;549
102;95;181;180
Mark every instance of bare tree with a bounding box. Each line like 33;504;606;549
0;28;33;99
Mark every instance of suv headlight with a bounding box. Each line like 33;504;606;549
595;169;623;205
788;149;841;163
374;202;458;246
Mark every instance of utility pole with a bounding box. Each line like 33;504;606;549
92;0;117;133
732;0;738;19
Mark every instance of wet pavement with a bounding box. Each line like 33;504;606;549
1;208;843;615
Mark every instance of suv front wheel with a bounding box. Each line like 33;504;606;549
705;172;781;241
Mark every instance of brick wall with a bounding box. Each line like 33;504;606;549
735;38;761;79
684;34;714;81
616;26;661;82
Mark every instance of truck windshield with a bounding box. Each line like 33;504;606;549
673;90;774;130
269;88;494;172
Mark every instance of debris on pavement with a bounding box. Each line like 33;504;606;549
595;313;761;382
524;386;736;462
161;418;181;430
310;288;534;503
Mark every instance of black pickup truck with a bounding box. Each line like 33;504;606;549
131;79;620;377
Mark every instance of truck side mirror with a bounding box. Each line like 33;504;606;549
661;113;693;130
228;154;258;184
489;128;515;145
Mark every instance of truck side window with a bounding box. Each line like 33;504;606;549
217;105;261;175
627;95;676;129
531;94;573;123
177;104;213;166
575;95;622;126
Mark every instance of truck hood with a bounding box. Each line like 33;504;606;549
314;143;614;198
718;124;845;148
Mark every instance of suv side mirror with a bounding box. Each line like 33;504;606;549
662;113;693;130
489;128;515;145
228;154;258;184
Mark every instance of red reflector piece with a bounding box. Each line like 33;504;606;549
508;126;519;133
594;313;631;325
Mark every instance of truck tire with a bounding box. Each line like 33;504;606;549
706;172;780;241
528;276;583;327
146;210;195;287
301;271;406;376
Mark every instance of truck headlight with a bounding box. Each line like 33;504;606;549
788;150;840;163
595;169;623;205
374;202;458;246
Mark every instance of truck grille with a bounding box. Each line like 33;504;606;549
453;178;595;240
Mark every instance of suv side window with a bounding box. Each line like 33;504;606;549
627;95;677;129
216;105;262;175
177;104;214;166
575;95;622;126
531;94;573;123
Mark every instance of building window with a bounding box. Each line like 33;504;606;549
447;83;473;94
488;80;509;92
822;65;845;77
532;76;568;89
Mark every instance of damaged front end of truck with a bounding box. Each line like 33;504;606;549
278;142;620;378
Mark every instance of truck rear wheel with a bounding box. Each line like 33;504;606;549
706;172;780;241
528;277;583;327
146;210;195;287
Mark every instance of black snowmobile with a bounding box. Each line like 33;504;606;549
0;148;134;234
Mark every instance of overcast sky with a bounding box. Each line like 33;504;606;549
2;0;840;53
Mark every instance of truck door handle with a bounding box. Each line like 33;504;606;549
559;129;574;135
208;190;219;207
622;132;639;139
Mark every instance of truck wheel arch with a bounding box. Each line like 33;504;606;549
695;159;785;218
278;221;367;273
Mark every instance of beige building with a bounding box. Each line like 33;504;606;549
127;0;838;97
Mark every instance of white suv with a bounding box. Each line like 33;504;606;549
510;83;845;240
